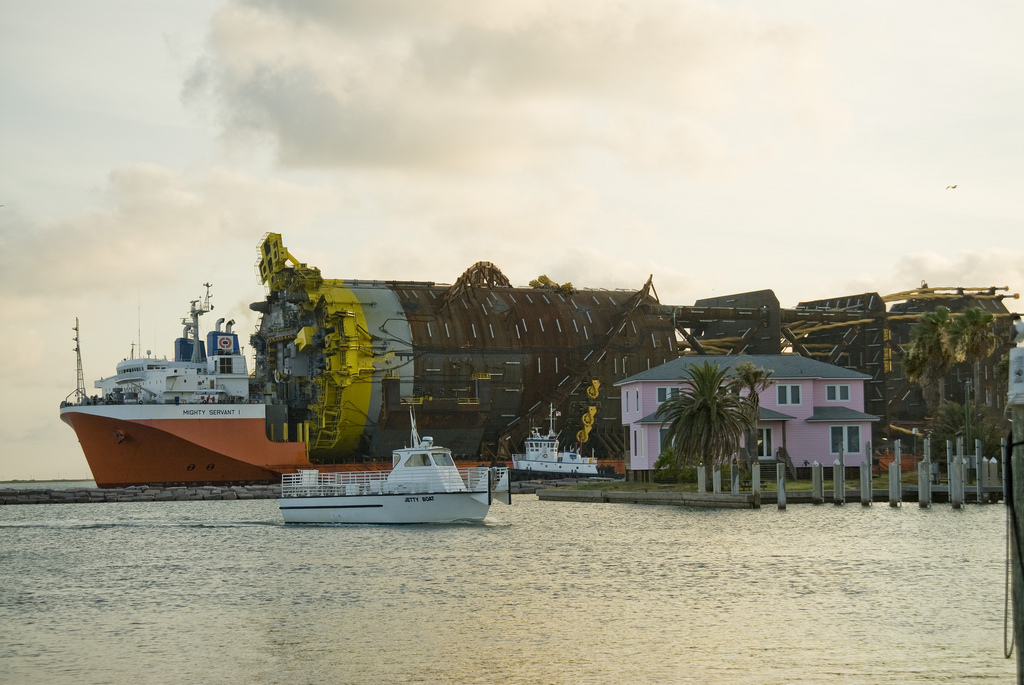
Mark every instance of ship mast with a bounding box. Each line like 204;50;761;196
73;318;86;403
184;283;214;363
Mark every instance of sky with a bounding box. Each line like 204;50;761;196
1;0;1022;480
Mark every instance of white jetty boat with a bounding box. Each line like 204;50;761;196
512;406;600;476
279;423;510;524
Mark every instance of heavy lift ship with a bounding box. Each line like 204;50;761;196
61;233;1020;487
60;235;676;486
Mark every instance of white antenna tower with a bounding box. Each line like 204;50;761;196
73;318;86;403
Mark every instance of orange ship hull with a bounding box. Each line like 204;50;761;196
60;404;308;488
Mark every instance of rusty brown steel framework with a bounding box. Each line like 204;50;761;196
662;286;1020;439
251;234;1020;463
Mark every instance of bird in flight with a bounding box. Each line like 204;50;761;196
946;185;957;189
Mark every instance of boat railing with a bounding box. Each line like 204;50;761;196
281;467;504;498
61;395;257;407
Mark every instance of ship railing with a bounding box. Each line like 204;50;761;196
281;467;505;498
62;395;259;407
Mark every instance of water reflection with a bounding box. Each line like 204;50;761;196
0;495;1015;684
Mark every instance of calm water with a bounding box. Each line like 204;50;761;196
0;490;1016;684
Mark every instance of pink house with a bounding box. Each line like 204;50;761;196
616;354;878;479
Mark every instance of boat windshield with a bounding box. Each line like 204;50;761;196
405;453;432;467
432;452;455;467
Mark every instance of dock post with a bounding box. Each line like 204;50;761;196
731;459;739;495
951;452;964;509
713;464;722;494
751;462;761;498
918;438;931;508
947;439;954;492
697;464;706;493
958;438;967;506
811;461;823;505
976;440;985;504
860;460;871;505
986;456;994;491
918;460;930;507
777;465;786;510
835;458;843;501
1000;436;1007;492
865;439;872;498
835;446;843;505
889;439;902;507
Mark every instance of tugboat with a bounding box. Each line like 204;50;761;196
279;415;511;524
511;405;600;477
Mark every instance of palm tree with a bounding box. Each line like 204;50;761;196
947;307;997;414
655;362;745;483
903;306;955;412
733;361;775;466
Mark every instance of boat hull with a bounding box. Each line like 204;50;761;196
511;459;600;476
279;491;492;524
60;403;308;487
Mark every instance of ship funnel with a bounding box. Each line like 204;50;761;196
226;319;235;334
215;318;225;333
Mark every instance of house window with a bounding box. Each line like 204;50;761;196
657;387;680;403
756;427;773;459
826;384;850;402
830;425;861;455
659;427;672;455
777;384;801;405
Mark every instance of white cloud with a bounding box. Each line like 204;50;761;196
0;163;333;300
838;249;1024;306
185;0;838;174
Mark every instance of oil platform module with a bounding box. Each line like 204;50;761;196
250;234;1020;465
250;233;675;463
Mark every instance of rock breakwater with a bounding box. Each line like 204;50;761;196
0;484;281;505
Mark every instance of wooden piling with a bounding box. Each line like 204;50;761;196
919;438;931;508
811;461;823;505
777;465;787;510
889;439;902;507
950;451;964;509
860;460;871;506
833;458;845;505
975;440;984;504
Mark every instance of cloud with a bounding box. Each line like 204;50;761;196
185;0;836;174
837;249;1024;305
0;163;333;302
0;163;333;402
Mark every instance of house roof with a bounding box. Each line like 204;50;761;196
760;407;796;421
805;406;880;422
615;354;870;386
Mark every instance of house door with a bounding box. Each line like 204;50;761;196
756;427;773;459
